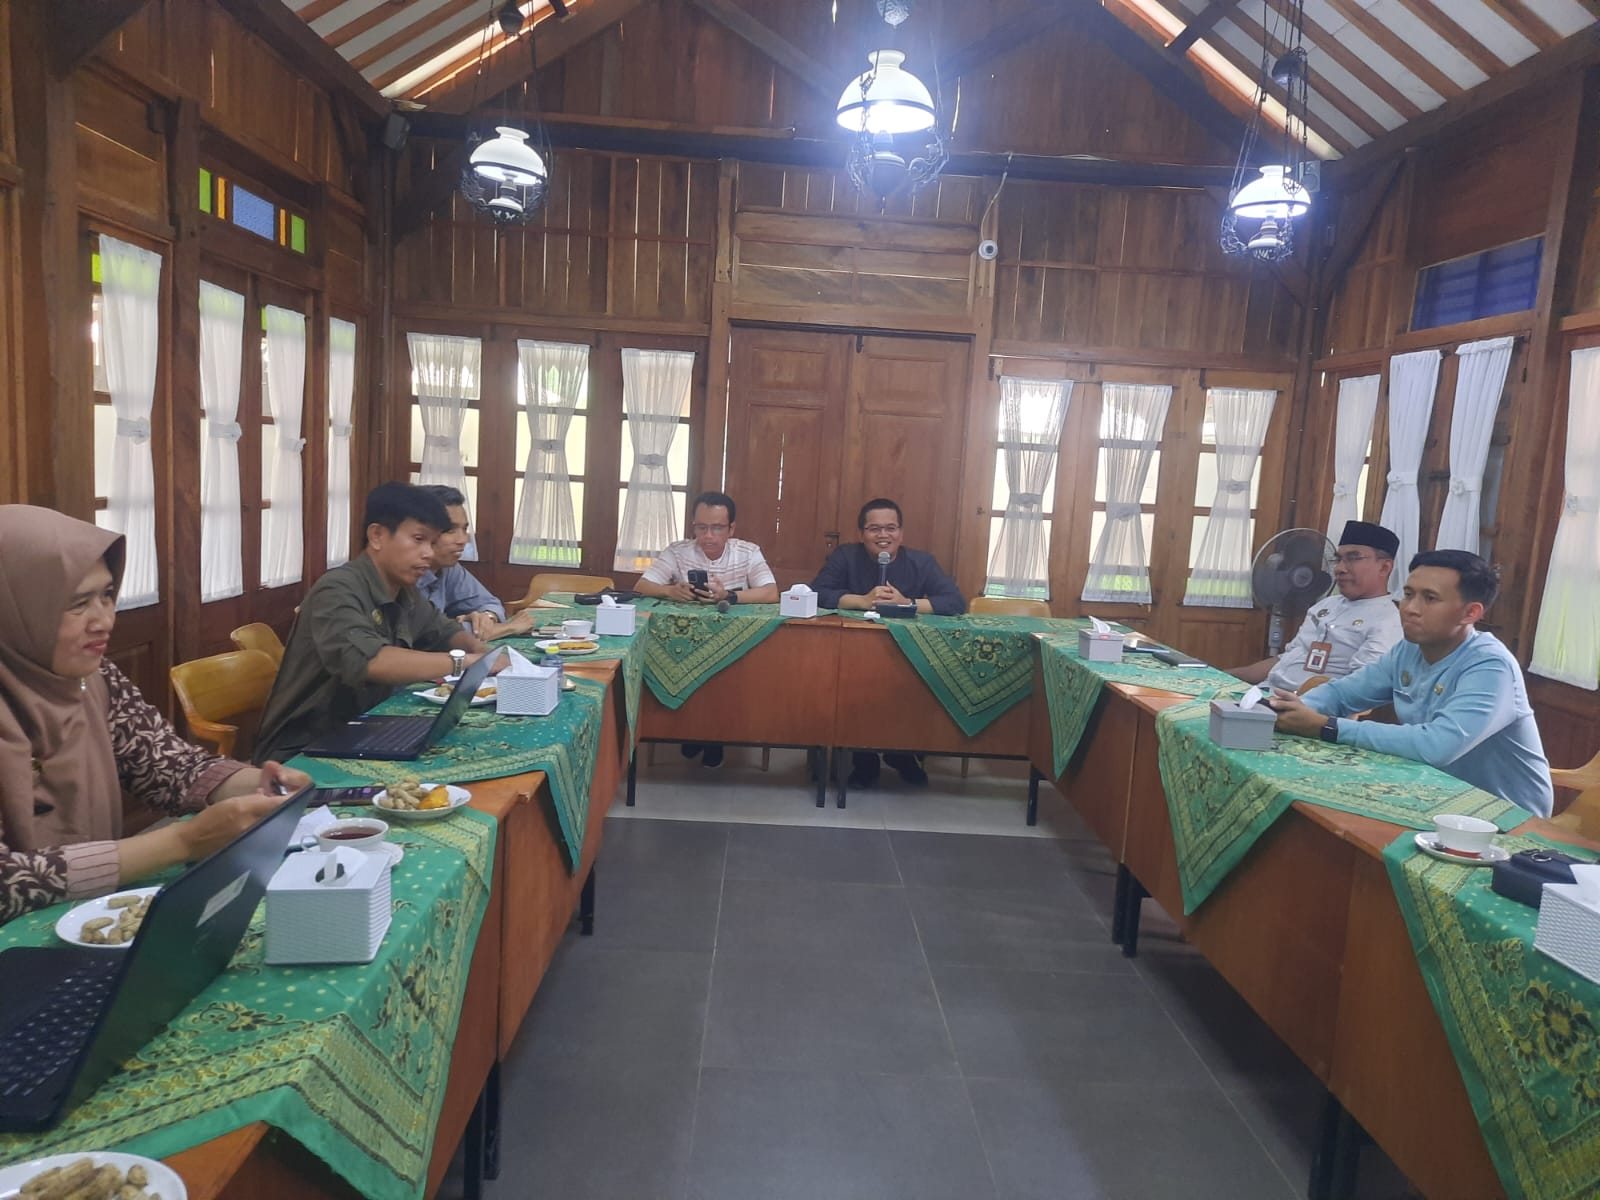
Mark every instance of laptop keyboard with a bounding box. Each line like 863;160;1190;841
0;963;117;1101
353;717;428;754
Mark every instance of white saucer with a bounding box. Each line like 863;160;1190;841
416;683;496;706
1413;832;1509;866
371;841;403;866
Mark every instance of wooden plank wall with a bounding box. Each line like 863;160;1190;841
1302;73;1600;773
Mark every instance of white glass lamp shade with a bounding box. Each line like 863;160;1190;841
470;126;548;186
835;50;936;136
1229;165;1309;220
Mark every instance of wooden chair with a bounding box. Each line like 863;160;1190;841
170;649;279;759
507;573;615;615
1550;751;1600;841
229;622;285;666
969;596;1052;618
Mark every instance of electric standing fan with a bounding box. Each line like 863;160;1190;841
1251;528;1336;656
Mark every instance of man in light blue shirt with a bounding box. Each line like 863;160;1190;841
418;485;533;641
1268;549;1553;817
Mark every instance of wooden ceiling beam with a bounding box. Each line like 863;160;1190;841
1293;9;1421;121
417;0;648;112
1482;0;1563;53
359;0;483;79
1389;0;1508;78
1167;0;1243;55
682;0;835;98
1227;7;1386;141
326;0;458;52
938;3;1076;79
47;0;150;77
213;0;391;120
1319;0;1463;101
1328;24;1600;181
292;0;352;23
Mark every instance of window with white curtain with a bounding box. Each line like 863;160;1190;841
512;340;589;566
326;318;357;568
1184;388;1276;608
985;376;1070;599
260;305;307;588
1083;383;1172;604
1326;373;1380;539
407;332;482;560
96;235;164;609
1530;345;1600;690
1436;337;1513;554
615;348;695;573
1377;349;1442;598
198;282;246;601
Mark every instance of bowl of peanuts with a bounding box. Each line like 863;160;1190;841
54;887;161;951
0;1150;185;1198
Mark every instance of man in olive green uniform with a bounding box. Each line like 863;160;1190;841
254;483;495;762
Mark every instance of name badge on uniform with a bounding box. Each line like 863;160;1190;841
1304;641;1332;673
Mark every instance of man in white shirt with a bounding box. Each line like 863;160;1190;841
636;491;778;768
1230;520;1404;693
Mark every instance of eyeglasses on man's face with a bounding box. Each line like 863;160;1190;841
1331;552;1373;567
863;524;900;536
691;523;730;535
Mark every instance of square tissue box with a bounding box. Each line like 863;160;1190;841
781;584;819;619
594;602;636;637
1078;629;1124;662
1208;699;1278;751
265;847;391;965
497;663;560;716
1535;867;1600;985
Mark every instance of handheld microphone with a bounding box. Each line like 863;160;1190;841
877;550;891;588
716;599;731;613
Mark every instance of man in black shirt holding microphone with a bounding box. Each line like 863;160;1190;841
811;498;966;787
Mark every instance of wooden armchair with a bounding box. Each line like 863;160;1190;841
507;573;615;615
969;597;1052;617
1550;751;1600;841
170;649;279;759
229;622;285;666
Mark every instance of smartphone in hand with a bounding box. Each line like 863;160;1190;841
687;568;710;597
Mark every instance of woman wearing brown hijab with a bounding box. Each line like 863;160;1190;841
0;506;306;924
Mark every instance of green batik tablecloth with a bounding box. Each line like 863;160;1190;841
1383;830;1600;1200
1154;697;1522;913
845;612;1074;737
637;603;790;709
288;676;606;872
0;808;496;1200
1036;630;1241;777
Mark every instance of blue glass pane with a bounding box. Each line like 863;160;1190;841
231;185;276;241
1412;237;1541;330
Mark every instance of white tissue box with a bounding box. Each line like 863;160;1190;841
1208;699;1278;751
496;664;560;716
1535;881;1600;985
594;603;636;637
265;849;391;964
1078;630;1124;662
781;588;818;619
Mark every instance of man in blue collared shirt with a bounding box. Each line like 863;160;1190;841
418;486;534;641
1269;549;1553;817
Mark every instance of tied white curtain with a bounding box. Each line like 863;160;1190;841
97;236;163;609
1530;346;1600;689
512;339;589;565
260;305;307;588
615;348;694;573
326;318;357;567
1184;388;1277;608
1327;373;1380;539
987;377;1071;598
1378;349;1442;598
1436;337;1514;553
198;282;245;601
1083;383;1171;604
407;332;481;560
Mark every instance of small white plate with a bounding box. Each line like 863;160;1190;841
416;682;497;706
0;1151;187;1199
1413;832;1510;866
534;638;599;656
372;783;471;822
535;624;566;638
371;841;404;867
55;886;162;950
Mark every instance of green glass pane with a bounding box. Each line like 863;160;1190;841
199;167;212;214
290;214;306;254
90;252;101;285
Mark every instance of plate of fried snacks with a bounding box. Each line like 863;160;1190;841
55;887;161;950
417;680;497;706
373;779;471;822
0;1151;186;1199
533;638;599;656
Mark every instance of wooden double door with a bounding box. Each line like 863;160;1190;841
724;327;970;587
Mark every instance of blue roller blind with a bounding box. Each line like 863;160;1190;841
1411;237;1542;331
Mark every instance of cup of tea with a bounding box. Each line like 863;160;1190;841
1433;813;1497;855
561;618;594;640
315;818;389;853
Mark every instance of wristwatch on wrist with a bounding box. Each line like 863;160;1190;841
726;589;740;605
1319;717;1339;744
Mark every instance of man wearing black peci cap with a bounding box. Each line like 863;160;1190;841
1230;519;1404;693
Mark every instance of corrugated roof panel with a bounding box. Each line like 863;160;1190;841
1518;0;1596;39
309;0;386;38
1213;19;1373;149
1295;29;1410;128
338;0;470;64
1371;0;1537;73
368;10;495;91
1303;0;1449;108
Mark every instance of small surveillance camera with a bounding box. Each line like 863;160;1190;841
978;239;999;261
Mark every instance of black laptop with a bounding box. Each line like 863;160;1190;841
0;785;310;1132
299;649;500;761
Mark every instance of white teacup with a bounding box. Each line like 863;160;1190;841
561;619;594;640
315;817;389;853
1433;813;1497;855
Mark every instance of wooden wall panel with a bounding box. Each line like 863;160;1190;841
75;69;168;223
0;186;17;505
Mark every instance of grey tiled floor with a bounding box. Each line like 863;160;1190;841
443;752;1420;1200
